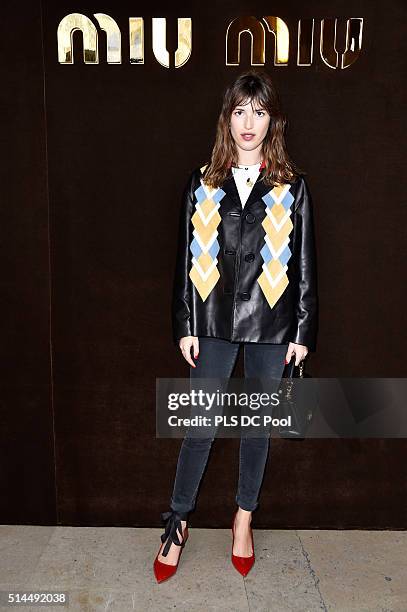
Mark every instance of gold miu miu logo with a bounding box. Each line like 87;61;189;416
57;14;364;69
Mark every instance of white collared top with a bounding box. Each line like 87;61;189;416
231;162;262;207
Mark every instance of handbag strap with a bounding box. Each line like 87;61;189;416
282;356;305;402
284;356;305;379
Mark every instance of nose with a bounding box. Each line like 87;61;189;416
244;113;254;130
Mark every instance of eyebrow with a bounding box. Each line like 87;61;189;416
235;106;266;111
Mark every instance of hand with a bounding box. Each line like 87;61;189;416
285;342;308;366
179;336;199;368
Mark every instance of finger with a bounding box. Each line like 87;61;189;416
182;350;195;368
285;348;293;364
192;337;199;360
182;344;196;368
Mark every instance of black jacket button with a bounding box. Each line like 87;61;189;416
239;292;251;300
244;253;255;262
245;212;256;223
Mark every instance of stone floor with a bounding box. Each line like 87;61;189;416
0;525;406;611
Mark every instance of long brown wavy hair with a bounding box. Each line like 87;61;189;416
202;70;305;188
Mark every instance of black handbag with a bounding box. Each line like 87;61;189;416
276;355;315;439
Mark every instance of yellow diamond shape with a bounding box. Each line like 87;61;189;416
265;258;284;281
192;210;221;244
196;252;214;274
199;198;217;217
271;184;286;200
189;266;220;301
258;271;289;309
269;202;287;224
262;215;293;252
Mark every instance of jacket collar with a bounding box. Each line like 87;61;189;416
219;166;271;211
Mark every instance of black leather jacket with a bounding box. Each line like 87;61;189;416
171;163;318;351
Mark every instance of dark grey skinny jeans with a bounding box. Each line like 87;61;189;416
170;336;288;514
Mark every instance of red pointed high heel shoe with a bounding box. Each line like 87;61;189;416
231;509;255;576
153;509;189;583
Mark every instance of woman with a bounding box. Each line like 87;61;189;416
154;70;318;582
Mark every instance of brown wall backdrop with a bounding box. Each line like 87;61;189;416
1;0;406;527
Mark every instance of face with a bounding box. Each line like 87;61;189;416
229;99;271;154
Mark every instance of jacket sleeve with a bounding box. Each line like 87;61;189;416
171;170;195;346
291;176;319;351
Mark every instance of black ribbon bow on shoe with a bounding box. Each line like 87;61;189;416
160;510;189;557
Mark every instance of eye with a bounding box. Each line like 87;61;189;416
255;110;266;117
234;110;243;116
